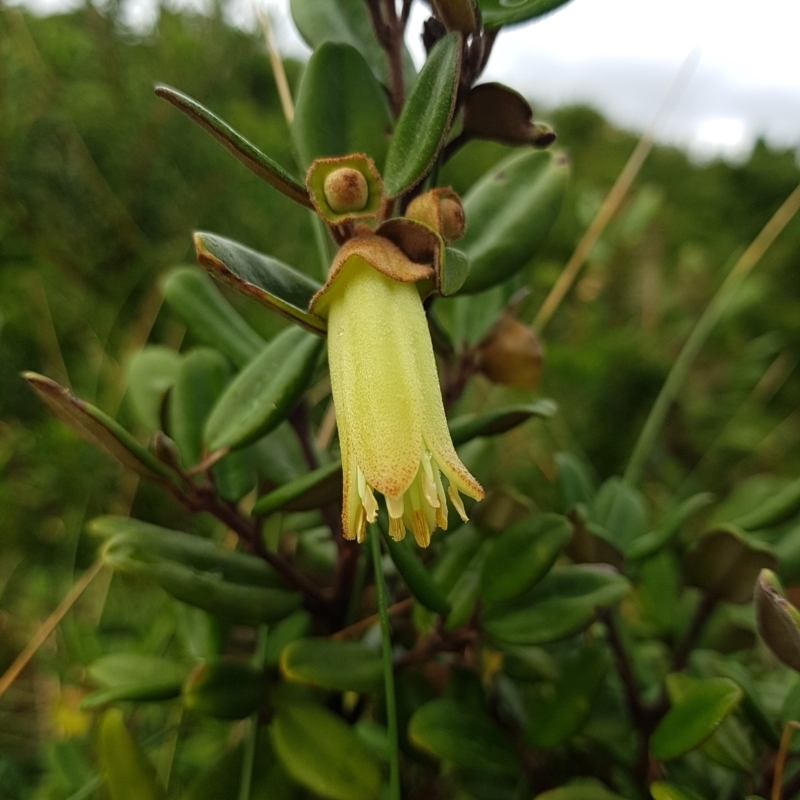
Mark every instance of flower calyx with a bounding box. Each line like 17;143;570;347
306;154;384;226
405;187;466;244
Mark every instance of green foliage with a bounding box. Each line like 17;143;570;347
3;2;800;800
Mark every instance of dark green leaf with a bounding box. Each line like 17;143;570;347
731;475;800;531
154;85;311;207
204;327;324;451
477;0;574;28
82;654;190;708
168;348;231;467
650;676;743;760
483;566;630;646
162;267;265;368
433;524;484;594
290;0;416;88
96;709;165;800
408;698;520;775
383;33;461;197
448;399;557;445
716;659;781;748
24;373;177;483
755;568;800;672
89;516;284;586
293;43;393;170
194;233;326;334
126;346;182;432
481;513;572;603
458;149;568;294
183;658;267;719
270;703;381;800
525;647;608;748
280;638;382;692
534;782;627;800
383;530;451;615
650;784;705;800
555;451;596;512
253;460;342;517
446;540;490;630
627;493;714;561
684;525;776;603
440;247;469;297
591;477;648;554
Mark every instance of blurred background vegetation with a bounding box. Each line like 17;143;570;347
1;2;799;796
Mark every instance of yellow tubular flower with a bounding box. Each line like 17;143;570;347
312;252;483;547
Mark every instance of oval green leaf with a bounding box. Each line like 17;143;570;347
591;476;648;554
162;267;264;368
481;512;572;603
168;348;231;467
383;33;461;197
650;783;705;800
383;530;451;615
96;709;165;800
627;492;715;562
555;451;596;512
253;460;343;517
408;697;520;775
448;399;557;446
280;638;382;692
83;654;190;708
89;516;285;587
650;676;743;761
293;43;393;170
126;346;182;432
483;566;630;646
194;233;326;334
477;0;574;29
270;703;381;800
731;475;800;531
440;247;470;296
204;327;324;451
534;781;628;800
458;148;568;294
155;85;311;207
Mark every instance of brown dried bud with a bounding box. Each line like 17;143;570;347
405;188;466;243
323;167;369;214
477;312;543;390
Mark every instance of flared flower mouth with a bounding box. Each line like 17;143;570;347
317;248;483;547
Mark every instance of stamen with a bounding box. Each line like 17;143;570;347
448;484;468;522
432;464;448;531
421;452;440;508
355;506;367;543
389;515;406;541
410;510;431;548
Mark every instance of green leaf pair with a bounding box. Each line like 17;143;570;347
92;516;301;626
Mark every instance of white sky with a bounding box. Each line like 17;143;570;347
11;0;800;161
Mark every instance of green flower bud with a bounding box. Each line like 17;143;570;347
323;167;369;214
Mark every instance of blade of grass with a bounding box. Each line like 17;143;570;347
624;180;800;486
256;1;332;280
238;625;269;800
533;50;699;333
369;526;401;800
0;560;106;699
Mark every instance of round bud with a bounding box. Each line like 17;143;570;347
323;167;369;214
440;197;466;242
